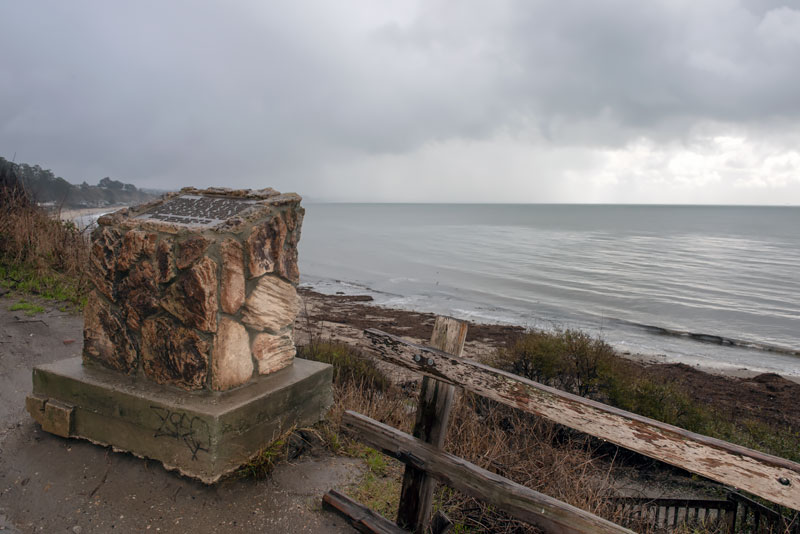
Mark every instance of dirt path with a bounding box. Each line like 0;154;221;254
0;292;362;534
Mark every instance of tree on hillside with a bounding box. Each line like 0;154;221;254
98;177;125;190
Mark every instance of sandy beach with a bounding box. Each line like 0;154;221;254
55;206;128;231
56;206;115;221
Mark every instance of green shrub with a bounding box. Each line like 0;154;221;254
8;299;45;316
613;379;709;432
706;417;800;463
493;329;617;397
495;329;713;431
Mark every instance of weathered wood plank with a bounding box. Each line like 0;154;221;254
363;328;800;511
343;410;635;534
322;490;409;534
397;316;467;532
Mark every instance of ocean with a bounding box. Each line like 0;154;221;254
298;203;800;377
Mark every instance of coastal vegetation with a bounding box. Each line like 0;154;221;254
0;165;89;308
493;329;800;463
8;299;45;316
299;330;799;532
299;340;645;532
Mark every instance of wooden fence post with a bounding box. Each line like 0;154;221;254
396;316;468;532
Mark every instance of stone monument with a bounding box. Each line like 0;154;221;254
26;187;332;482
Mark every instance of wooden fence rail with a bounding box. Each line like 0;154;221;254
322;318;800;533
362;328;800;511
342;410;635;534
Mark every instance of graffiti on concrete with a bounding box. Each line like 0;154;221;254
151;406;210;460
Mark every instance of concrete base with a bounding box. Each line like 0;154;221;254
26;357;333;483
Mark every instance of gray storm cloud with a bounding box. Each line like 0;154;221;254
1;0;799;203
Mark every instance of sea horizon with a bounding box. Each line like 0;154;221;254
298;202;800;377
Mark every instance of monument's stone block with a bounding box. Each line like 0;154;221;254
82;186;305;391
212;317;253;391
241;275;300;333
89;227;122;301
252;332;296;375
162;256;219;333
29;187;331;483
155;240;176;283
83;291;138;373
117;230;157;271
176;235;209;270
141;315;210;390
219;239;245;314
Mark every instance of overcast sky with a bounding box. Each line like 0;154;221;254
2;1;800;204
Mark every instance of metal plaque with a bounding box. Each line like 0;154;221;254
135;195;257;228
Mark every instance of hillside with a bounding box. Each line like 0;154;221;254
0;157;155;208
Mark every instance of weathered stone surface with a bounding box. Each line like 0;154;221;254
155;240;176;283
96;208;129;226
211;317;253;391
82;291;137;373
267;192;303;206
141;316;209;390
219;239;245;314
82;292;115;366
241;276;299;333
81;188;304;392
246;215;286;278
245;210;303;283
117;230;157;271
281;208;304;284
162;257;218;332
88;227;122;301
252;332;295;375
176;235;209;270
117;261;160;330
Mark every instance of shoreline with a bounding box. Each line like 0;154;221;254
297;287;800;432
298;286;800;385
619;350;800;385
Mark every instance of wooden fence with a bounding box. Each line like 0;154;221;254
613;492;800;533
612;496;735;531
321;317;800;533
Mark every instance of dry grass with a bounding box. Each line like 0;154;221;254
0;170;90;306
300;334;799;533
433;394;664;534
299;340;656;533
